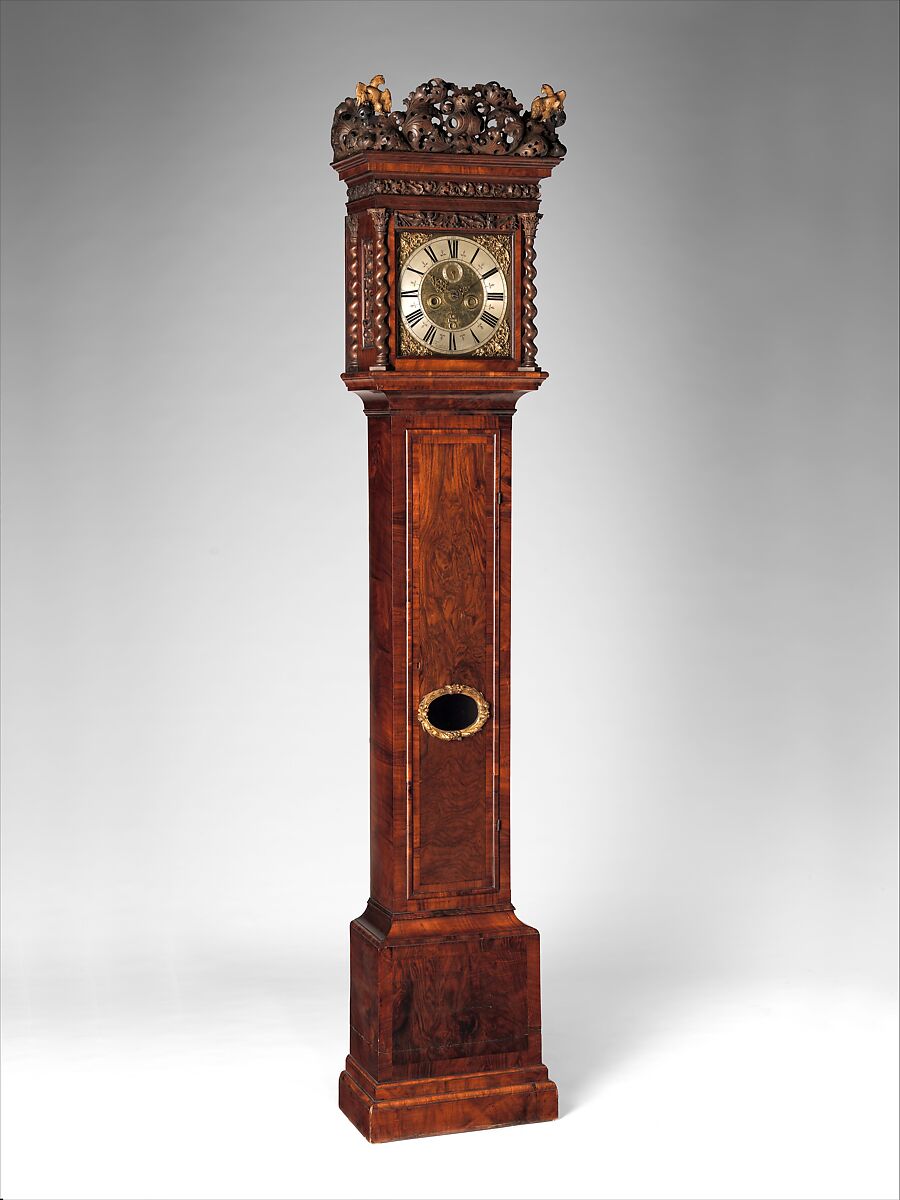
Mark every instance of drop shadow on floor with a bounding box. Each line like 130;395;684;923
542;959;703;1117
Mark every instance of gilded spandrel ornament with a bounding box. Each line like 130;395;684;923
397;231;510;277
331;77;567;160
394;211;519;230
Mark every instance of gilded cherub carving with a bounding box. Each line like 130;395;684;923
355;75;392;114
530;85;566;121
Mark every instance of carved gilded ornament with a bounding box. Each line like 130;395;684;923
417;684;490;742
530;85;566;121
394;211;519;230
519;211;542;239
355;75;391;114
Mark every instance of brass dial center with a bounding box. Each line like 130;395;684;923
420;260;484;331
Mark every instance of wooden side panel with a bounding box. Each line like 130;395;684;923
496;416;513;904
407;430;498;897
367;417;394;906
391;936;529;1068
349;922;380;1077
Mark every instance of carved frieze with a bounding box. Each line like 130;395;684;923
394;211;519;230
332;78;566;162
348;178;541;202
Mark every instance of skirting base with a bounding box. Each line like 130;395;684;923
338;1058;558;1143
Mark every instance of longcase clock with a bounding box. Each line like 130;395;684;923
330;75;567;1142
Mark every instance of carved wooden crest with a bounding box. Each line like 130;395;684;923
331;77;567;161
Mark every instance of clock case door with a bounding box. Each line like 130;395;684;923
334;151;560;1142
372;411;512;916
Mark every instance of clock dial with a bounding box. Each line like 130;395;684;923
399;235;509;356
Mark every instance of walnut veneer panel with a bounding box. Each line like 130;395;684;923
407;430;498;897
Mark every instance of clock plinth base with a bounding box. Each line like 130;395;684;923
339;1058;558;1143
340;905;556;1141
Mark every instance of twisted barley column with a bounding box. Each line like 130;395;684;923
346;213;359;372
519;212;542;370
369;207;389;370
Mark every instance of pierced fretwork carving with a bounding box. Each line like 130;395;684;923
332;78;566;161
349;179;541;202
394;211;518;230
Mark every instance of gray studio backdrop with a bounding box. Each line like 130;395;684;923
2;0;897;1048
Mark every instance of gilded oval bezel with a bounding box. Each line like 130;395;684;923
416;683;491;741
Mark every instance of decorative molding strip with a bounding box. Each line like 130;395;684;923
348;178;541;202
519;212;542;369
394;211;519;230
346;213;359;371
370;208;390;370
332;78;566;161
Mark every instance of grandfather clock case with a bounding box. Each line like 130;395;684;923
331;77;567;1142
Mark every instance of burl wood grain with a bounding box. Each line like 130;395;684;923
341;910;556;1140
366;417;394;906
409;431;497;895
392;936;527;1065
361;412;512;917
